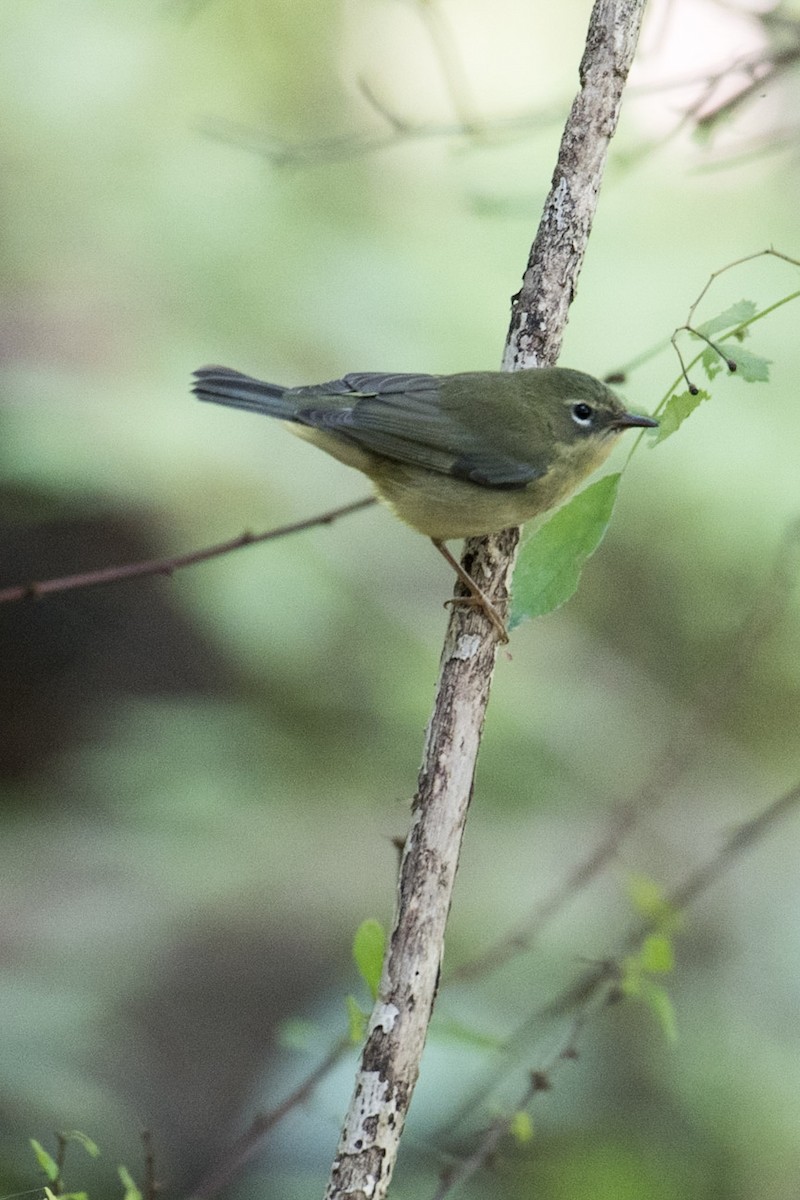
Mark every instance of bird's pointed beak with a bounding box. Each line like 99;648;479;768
612;410;658;431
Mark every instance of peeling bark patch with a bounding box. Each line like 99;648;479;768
341;1071;391;1153
552;176;571;229
370;1003;400;1033
452;633;481;660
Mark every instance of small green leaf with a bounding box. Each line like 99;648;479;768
626;874;681;934
696;299;757;336
345;994;368;1044
700;347;725;380
510;474;621;626
652;388;709;443
642;980;678;1042
31;1140;60;1183
700;340;771;383
62;1131;101;1159
721;342;771;382
640;934;675;975
509;1110;534;1144
119;1164;143;1200
627;875;667;920
620;955;642;997
353;919;385;1000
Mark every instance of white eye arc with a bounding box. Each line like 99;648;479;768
571;401;594;428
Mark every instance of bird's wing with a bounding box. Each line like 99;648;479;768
292;373;542;488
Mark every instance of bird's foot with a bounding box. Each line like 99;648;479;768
433;539;509;643
444;592;509;643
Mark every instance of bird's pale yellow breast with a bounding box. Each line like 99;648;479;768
367;434;617;541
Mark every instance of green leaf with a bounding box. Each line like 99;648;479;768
620;955;642;997
119;1164;143;1200
345;994;368;1043
640;934;675;975
696;299;757;336
626;874;681;935
700;347;725;380
721;342;771;381
509;1110;534;1144
700;341;771;383
62;1131;101;1159
642;980;678;1042
652;388;709;444
31;1140;60;1183
627;875;667;920
510;474;621;626
353;918;385;1000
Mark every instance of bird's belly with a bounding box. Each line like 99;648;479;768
371;458;605;541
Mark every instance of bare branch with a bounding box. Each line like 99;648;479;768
431;1002;605;1200
198;106;562;167
186;1037;351;1200
437;777;800;1187
669;247;800;390
0;497;376;605
413;0;482;133
449;515;800;983
323;5;649;1199
547;779;800;1023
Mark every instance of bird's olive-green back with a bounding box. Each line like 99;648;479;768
284;368;622;488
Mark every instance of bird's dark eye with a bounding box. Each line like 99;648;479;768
571;402;594;427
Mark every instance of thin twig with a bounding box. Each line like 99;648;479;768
431;1002;604;1200
186;1037;351;1200
413;0;482;133
435;777;800;1191
686;247;800;326
201;44;800;172
0;497;376;605
141;1130;158;1200
447;513;800;1030
544;777;800;1022
669;247;800;391
198;105;561;167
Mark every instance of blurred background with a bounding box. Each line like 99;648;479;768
2;0;800;1197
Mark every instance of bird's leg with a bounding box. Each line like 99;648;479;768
432;539;509;643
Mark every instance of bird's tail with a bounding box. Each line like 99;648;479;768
192;366;295;419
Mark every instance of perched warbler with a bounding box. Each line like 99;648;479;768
192;365;656;638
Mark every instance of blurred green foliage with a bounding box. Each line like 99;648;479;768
2;2;800;1198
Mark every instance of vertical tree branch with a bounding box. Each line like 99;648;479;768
323;4;648;1198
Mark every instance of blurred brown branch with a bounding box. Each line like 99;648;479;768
441;514;800;984
200;10;800;172
186;1037;351;1200
436;776;800;1194
0;497;376;604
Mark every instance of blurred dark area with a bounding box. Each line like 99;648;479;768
0;486;242;783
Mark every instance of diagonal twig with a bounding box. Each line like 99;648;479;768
0;497;376;604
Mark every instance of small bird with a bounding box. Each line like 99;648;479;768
192;365;657;639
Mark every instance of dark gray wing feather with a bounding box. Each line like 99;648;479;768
292;373;542;488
